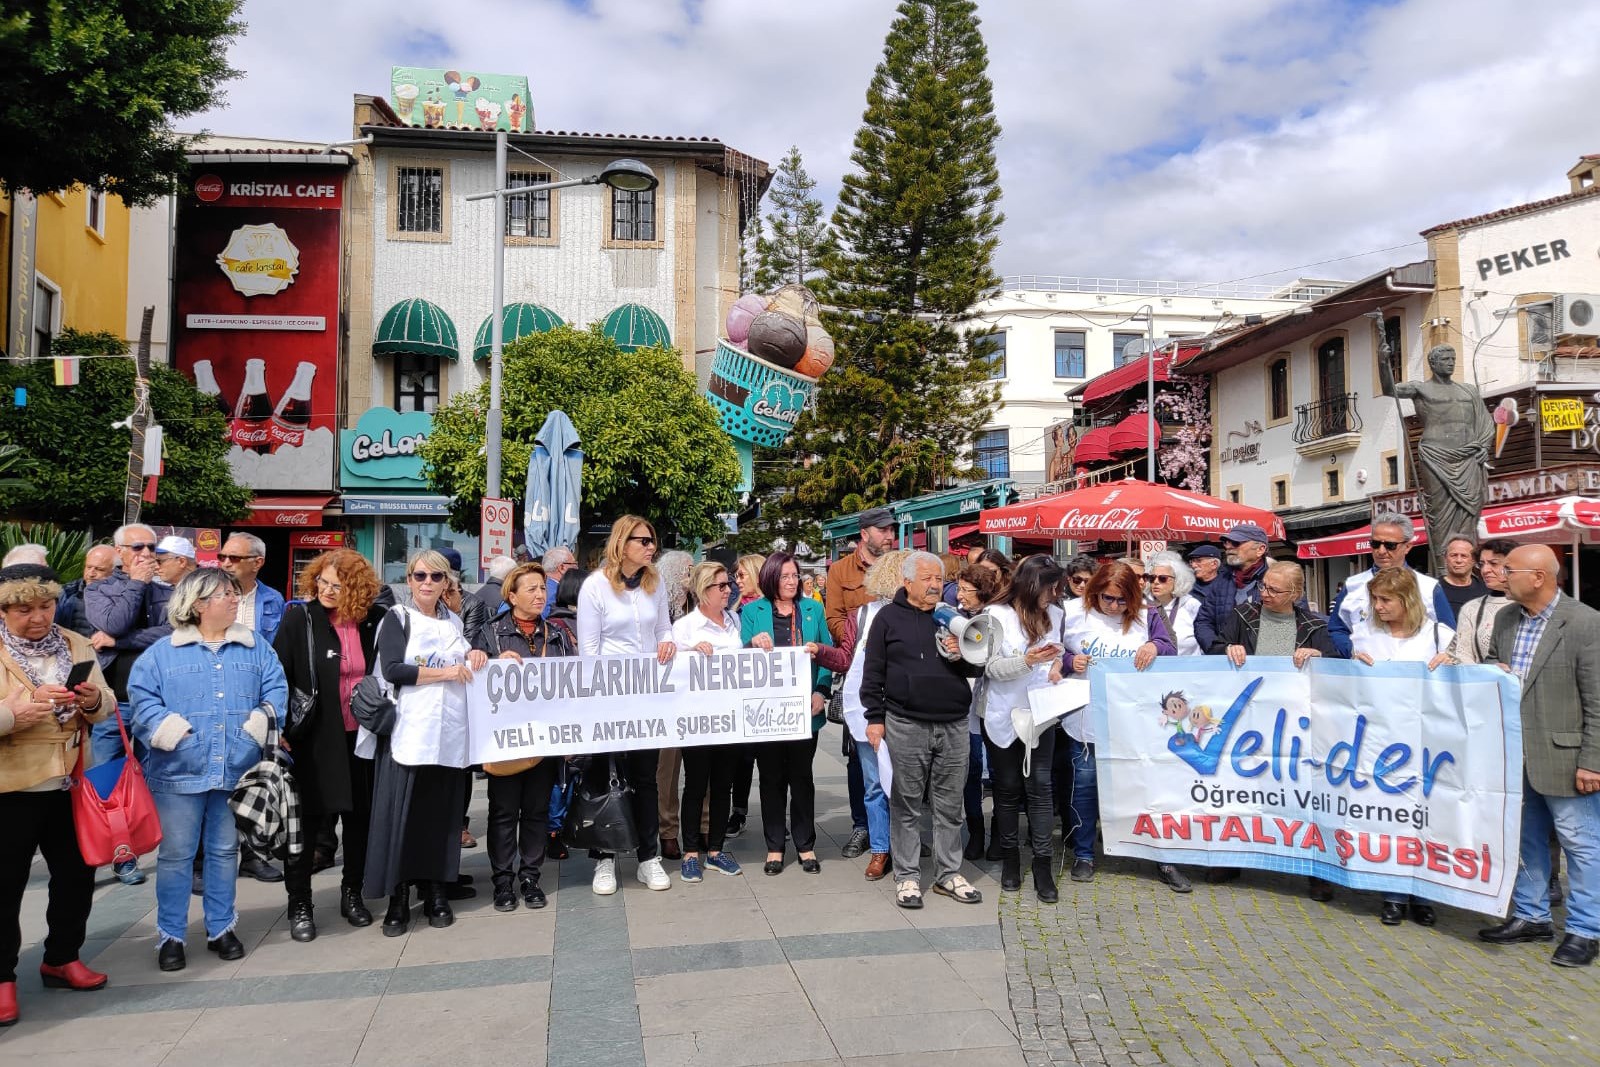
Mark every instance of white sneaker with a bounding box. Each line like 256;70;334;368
592;858;617;896
637;856;671;891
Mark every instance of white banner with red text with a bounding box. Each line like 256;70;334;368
1090;657;1523;916
465;648;813;764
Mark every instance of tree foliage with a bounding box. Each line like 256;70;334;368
752;147;833;292
757;0;1005;543
0;0;243;205
0;522;91;582
0;328;251;532
418;326;742;545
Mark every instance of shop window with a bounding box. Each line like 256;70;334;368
1054;330;1086;378
381;521;481;585
394;352;440;413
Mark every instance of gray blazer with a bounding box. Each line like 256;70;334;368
1487;594;1600;797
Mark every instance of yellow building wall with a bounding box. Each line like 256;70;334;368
27;187;132;338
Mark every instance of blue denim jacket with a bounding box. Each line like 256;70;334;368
127;623;289;794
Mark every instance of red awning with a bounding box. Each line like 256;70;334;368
1073;427;1115;463
946;523;981;542
1107;413;1162;453
1478;496;1600;538
1296;520;1429;560
1079;343;1200;404
979;479;1286;540
236;494;336;528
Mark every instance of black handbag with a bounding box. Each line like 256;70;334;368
562;756;638;854
351;608;410;738
284;607;318;741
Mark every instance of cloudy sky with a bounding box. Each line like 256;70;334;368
192;0;1600;287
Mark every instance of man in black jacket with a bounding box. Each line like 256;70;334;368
862;550;985;910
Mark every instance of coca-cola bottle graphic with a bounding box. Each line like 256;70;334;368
269;361;316;448
193;359;230;417
230;358;272;452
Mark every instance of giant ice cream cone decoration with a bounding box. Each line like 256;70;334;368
1493;397;1520;458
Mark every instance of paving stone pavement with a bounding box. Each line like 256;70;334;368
1;730;1023;1066
999;853;1600;1067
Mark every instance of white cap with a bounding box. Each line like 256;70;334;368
155;535;196;560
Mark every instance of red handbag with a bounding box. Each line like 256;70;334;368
71;707;162;867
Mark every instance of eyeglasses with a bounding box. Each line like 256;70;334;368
709;581;732;590
410;570;447;583
1261;584;1293;596
315;576;343;593
1148;575;1174;585
124;542;157;554
1098;593;1129;607
627;536;657;547
1219;539;1240;549
1370;540;1407;551
205;590;242;602
216;553;260;564
1501;567;1542;576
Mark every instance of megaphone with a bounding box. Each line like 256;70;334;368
932;603;995;665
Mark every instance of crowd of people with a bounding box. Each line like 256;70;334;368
3;502;1598;1025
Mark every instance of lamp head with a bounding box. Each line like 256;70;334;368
598;159;658;193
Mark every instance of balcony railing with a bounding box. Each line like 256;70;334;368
1293;393;1362;445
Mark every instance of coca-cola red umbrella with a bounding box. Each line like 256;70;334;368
979;479;1287;541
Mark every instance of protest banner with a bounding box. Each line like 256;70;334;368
1090;657;1523;915
466;648;813;764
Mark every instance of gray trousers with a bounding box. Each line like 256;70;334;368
886;715;970;885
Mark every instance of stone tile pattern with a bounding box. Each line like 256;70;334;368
1000;853;1600;1067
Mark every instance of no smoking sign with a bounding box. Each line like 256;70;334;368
481;497;514;569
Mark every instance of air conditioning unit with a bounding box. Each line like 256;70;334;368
1554;294;1600;335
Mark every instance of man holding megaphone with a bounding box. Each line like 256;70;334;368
931;603;996;665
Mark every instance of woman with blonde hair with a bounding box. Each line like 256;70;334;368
274;549;388;941
575;516;677;895
734;554;765;610
364;549;487;937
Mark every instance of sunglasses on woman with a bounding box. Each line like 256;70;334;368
411;570;447;583
1098;593;1129;607
628;535;657;546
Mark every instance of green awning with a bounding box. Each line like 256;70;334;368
600;303;671;352
374;298;459;361
474;302;565;361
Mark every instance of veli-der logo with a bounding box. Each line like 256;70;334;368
195;174;224;202
743;696;807;737
216;223;300;297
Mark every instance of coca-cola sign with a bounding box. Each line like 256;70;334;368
291;531;345;549
194;174;225;202
1055;506;1146;530
273;511;313;526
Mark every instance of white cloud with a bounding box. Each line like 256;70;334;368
191;0;1600;285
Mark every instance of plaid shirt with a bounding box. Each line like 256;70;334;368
1509;592;1561;680
226;706;303;856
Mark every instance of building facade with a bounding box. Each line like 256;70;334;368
2;186;132;359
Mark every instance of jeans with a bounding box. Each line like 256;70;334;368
857;737;892;854
1066;738;1098;861
758;735;819;854
487;759;557;889
680;744;735;854
885;716;969;885
846;735;868;833
964;731;985;826
1511;772;1600;939
0;791;95;982
985;724;1056;860
152;789;238;944
589;749;661;864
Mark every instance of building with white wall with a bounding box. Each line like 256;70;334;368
961;278;1337;488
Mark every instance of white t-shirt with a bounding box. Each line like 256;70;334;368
1060;600;1153;743
1151;596;1201;656
1352;621;1455;664
977;603;1065;748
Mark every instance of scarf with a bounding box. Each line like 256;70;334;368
1233;558;1266;589
1;623;72;687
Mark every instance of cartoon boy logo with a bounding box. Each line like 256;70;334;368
1159;691;1190;734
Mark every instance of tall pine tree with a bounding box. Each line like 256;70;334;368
764;0;1004;543
753;147;833;291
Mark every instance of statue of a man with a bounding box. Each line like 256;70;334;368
1378;343;1494;557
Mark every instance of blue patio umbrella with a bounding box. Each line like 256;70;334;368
525;410;583;558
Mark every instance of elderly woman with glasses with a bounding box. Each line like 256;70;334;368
273;549;389;942
0;563;119;1024
1144;551;1202;656
364;550;489;937
128;569;288;972
1060;562;1187;891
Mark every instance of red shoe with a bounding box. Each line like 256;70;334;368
0;980;16;1026
39;960;108;991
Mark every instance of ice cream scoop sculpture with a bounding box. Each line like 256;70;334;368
1493;397;1519;458
706;284;837;489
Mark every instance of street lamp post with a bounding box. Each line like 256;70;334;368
467;133;658;501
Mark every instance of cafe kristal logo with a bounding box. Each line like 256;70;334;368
217;223;299;297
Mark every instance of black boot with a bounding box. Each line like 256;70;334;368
382;886;409;938
421;881;454;929
288;900;316;943
340;886;373;928
963;815;986;862
1000;849;1022;891
1032;857;1058;904
984;816;1004;862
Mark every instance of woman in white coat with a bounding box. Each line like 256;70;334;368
1145;551;1202;656
364;550;488;937
977;555;1067;903
575;516;677;896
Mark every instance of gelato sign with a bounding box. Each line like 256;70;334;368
390;67;530;131
341;406;432;488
